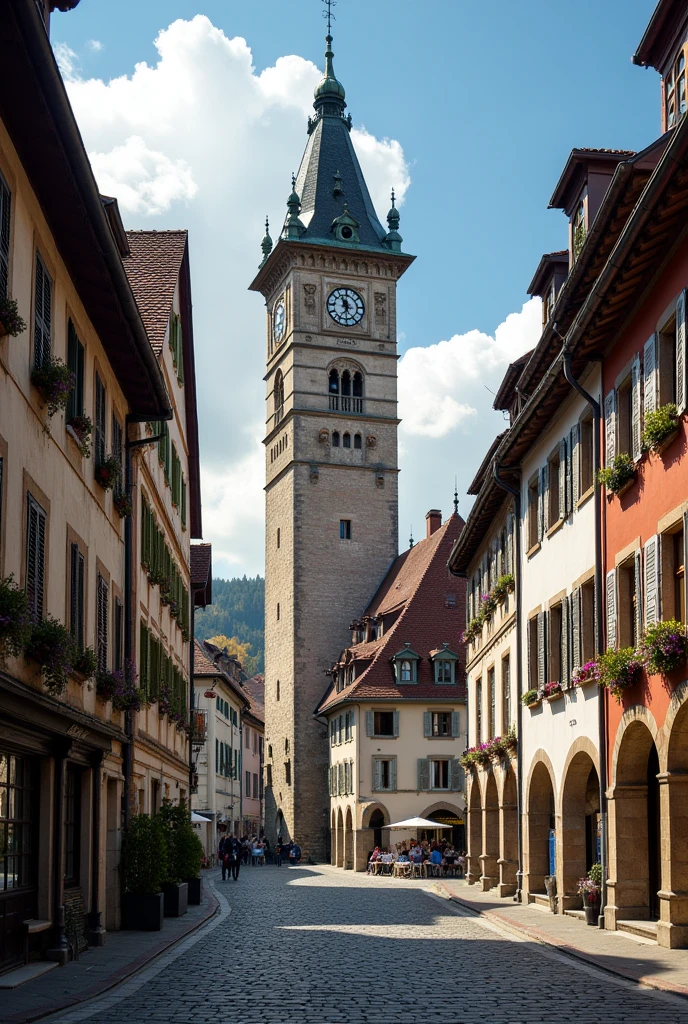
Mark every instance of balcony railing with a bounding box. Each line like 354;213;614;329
329;396;363;413
191;710;207;745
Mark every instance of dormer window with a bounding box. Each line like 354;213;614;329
666;48;688;129
572;200;586;262
544;279;556;325
430;643;459;685
393;643;420;684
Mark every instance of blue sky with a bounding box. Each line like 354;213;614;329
55;1;661;576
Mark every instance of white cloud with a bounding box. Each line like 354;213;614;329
87;39;103;53
54;42;79;78
398;298;542;439
61;15;410;576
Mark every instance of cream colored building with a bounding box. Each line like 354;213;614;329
241;674;265;837
318;511;466;870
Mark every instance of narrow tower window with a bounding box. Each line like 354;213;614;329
332;431;340;447
277;603;280;620
277;527;281;549
343;432;351;448
354;433;362;449
340;520;352;540
276;680;280;701
341;370;351;396
274;370;284;423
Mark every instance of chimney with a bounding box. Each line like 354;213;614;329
425;509;441;538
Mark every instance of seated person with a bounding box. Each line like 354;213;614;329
397;851;409;863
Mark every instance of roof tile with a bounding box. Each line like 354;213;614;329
123;230;187;354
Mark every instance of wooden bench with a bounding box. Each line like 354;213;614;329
22;919;51;964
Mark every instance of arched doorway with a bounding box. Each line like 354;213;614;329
369;809;385;849
467;775;481;884
330;810;337;866
344;807;354;870
499;767;518;897
611;719;661;923
663;695;688;945
481;773;499;891
276;810;287;842
527;760;555;897
561;749;600;910
336;808;344;868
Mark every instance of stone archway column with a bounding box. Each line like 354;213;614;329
497;795;518;897
657;772;688;948
466;777;482;886
354;829;370;872
480;794;499;892
336;821;344;868
605;783;649;931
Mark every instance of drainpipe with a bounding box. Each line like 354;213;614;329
561;345;607;930
123;419;166;829
492;464;524;904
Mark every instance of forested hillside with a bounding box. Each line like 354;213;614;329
194;576;264;675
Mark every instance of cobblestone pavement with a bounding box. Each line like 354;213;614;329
47;865;688;1024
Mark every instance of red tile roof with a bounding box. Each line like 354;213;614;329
318;513;467;713
242;674;265;725
193;639;248;705
190;543;212;607
123;230;187;354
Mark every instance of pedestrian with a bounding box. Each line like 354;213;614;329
275;834;283;867
223;836;241;881
457;850;466;879
289;840;302;866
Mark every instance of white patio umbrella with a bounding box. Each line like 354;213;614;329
190;811;211;822
385;816;452;830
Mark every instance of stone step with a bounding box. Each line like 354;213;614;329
564;909;586;921
530;893;552;910
617;919;658;942
0;962;58;989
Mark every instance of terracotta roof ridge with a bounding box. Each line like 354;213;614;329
125;228;188;235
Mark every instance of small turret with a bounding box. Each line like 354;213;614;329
259;216;273;267
383;189;403;253
284;174;306;240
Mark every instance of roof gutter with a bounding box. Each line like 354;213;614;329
11;0;171;419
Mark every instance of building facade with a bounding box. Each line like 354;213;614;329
318;510;466;871
241;674;265;837
250;30;414;859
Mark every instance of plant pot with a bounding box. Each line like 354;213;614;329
122;891;164;931
527;700;541;710
163;881;188;917
545;691;563;702
186;876;202;905
657;429;679;456
584;901;600;926
614;477;635;499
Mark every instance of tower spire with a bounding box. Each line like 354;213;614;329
314;0;346;115
453;477;459;515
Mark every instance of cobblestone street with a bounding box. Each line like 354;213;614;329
45;866;688;1024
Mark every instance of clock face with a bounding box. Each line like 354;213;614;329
327;287;365;327
273;300;286;343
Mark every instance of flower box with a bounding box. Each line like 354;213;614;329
615;476;636;499
0;297;27;339
546;690;563;703
66;415;92;458
657;428;679;456
527;699;541;710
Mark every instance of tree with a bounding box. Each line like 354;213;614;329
206;635;252;665
194;576;264;674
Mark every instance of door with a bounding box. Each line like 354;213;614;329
0;752;39;972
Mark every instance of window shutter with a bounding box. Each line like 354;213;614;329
451;759;464;792
527;618;532;688
423;711;432;738
606;569;617;652
676;291;686;415
631;355;642;461
418;758;430;792
338;764;344;796
97;573;109;673
374;759;382;791
644;535;660;626
139;622;149;695
33;254;51;369
561;597;570;687
25;494;46;619
327;767;331;796
349;709;355;731
490;540;497;589
70;542;79;644
541;464;549;534
604;390;616;467
181;476;187;530
389;758;397;792
570;424;580;506
366;711;374;737
634;549;643;643
393;711;400;738
559;437;567;520
643;334;658;417
537;471;544;542
571;589;581;673
215;738;219;774
506;513;514;574
537;611;546;688
451;710;461;737
481;554;488;597
0;174;10;302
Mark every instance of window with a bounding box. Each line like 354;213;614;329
245;771;251;797
25;493;46;619
111;415;123;495
343;432;351;448
276;679;280;701
332;431;340;447
284;760;291;786
580;414;594;494
675;529;686;625
548;603;562;683
547;448;560;527
33;252;51;369
245;727;250;749
66;321;84;425
572;200;586;261
373;757;396;791
344;711;352;741
253;773;259;798
0;753;36;893
69;542;85;652
340;519;351;540
354;433;362;449
0;173;10;302
0;456;4;570
266;764;273;788
488;667;495;737
277;528;281;549
96;572;109;673
616;373;633;458
581;579;595;664
94;374;106;466
528;616;539;689
435;660;453;684
181;475;187;530
169;311;184;385
432;712;452;737
527;475;539;550
666;44;688;129
274;370;284;423
502;655;511;733
658;312;679;408
615;556;640;649
276;603;280;620
431;759;450;790
330;720;336;746
476;678;482;742
114;596;123;672
370;710;396;737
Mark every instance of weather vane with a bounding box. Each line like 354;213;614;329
322;0;337;34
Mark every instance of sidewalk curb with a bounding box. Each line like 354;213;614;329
3;886;221;1024
436;883;688;1001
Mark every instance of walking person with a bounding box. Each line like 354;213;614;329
275;834;283;867
224;836;241;881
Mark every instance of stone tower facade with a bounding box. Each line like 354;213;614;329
250;30;414;860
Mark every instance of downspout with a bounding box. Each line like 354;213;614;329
561;345;607;929
492;464;524;903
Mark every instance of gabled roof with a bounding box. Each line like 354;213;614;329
190;544;212;608
633;0;686;69
549;149;635;213
124;230;187;355
193;639;249;707
317;513;466;713
527;252;568;298
242;674;265;726
467;431;508;495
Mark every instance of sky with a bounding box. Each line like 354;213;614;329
53;0;661;578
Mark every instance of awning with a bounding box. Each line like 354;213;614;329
191;811;211;823
386;816;452;830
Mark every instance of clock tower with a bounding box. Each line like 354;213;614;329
249;24;414;860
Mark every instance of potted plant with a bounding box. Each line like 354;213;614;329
31;357;75;419
113;492;132;518
492;573;515;603
521;688;540;709
639;619;688;676
462;617;482;645
641;403;679;455
24;616;76;696
504;727;518;755
174;802;204;904
543;680;563;701
0;296;27;338
480;592;498;618
95;669;118;703
597;647;643;702
111;661;149;712
66;413;92;457
120;813;168;930
578;863;602;925
0;575;32;659
572;660;600;688
597;452;635;497
158;801;191;917
488;735;508;761
72;645;97;680
95;455;121;491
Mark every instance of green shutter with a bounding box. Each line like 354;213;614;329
181;476;187;530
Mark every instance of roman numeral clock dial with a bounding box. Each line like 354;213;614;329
327;287;364;327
